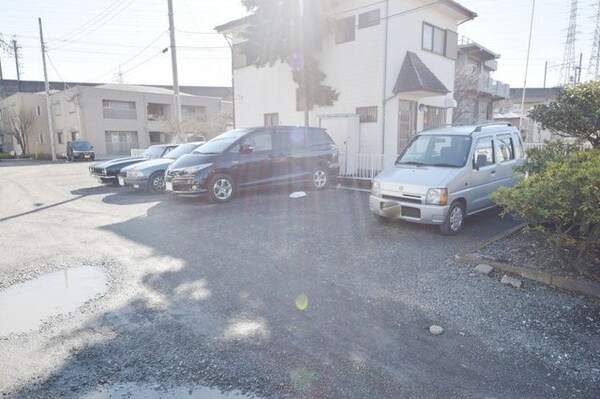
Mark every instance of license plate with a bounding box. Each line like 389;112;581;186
84;154;90;159
133;184;139;189
118;176;124;186
166;181;173;191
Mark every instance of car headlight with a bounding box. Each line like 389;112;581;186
371;180;381;196
426;188;448;205
183;163;213;175
127;170;144;178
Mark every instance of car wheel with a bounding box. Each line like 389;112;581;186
148;172;166;194
309;167;329;191
208;174;236;203
440;201;465;235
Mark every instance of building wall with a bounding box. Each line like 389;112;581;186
0;93;51;156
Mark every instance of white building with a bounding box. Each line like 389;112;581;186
216;0;476;165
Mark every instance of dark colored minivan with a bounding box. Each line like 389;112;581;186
165;126;340;202
66;140;95;161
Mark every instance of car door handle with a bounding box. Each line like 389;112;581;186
490;170;496;175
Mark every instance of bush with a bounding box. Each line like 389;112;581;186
518;140;583;175
493;149;600;261
0;153;17;159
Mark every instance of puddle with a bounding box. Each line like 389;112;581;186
82;383;256;398
0;266;108;336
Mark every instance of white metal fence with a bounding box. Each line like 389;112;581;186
339;153;397;181
130;148;145;156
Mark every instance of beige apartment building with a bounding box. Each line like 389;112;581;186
1;84;226;158
0;92;52;156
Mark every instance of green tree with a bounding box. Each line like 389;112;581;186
241;0;339;115
528;80;600;148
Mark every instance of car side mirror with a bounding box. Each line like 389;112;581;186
473;154;487;170
240;144;254;154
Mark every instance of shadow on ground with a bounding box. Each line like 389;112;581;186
13;189;586;399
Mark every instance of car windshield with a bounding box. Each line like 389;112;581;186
165;143;202;159
71;141;92;151
192;129;249;154
396;135;472;168
142;146;166;158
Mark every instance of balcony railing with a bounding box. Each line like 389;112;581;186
478;75;510;99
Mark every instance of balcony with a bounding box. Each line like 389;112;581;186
147;103;171;121
478;75;510;99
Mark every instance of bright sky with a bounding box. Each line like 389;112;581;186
0;0;597;89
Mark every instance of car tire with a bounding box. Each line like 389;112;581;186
308;166;329;191
440;201;465;236
208;173;236;203
148;172;166;194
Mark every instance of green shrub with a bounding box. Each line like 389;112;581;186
493;149;600;260
0;153;17;159
518;140;583;175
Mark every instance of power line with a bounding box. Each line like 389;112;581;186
50;0;127;43
52;0;138;49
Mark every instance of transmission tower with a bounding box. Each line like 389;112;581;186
588;0;600;80
560;0;578;86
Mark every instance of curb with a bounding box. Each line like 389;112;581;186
455;223;600;300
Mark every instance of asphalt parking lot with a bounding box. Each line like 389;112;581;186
1;161;599;398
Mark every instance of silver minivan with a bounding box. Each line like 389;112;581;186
370;123;525;235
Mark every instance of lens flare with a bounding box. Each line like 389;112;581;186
295;294;309;310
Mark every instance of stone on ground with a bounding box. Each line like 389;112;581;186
500;275;523;289
474;264;494;275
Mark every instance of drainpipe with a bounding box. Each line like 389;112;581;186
380;0;389;156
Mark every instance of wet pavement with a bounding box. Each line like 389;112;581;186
0;266;108;337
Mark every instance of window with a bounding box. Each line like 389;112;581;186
39;133;44;144
242;131;272;152
358;9;380;29
474;137;494;167
274;127;306;152
422;22;446;55
57;131;64;144
71;131;80;141
232;42;257;69
182;106;206;115
105;131;139;155
264;113;279;127
514;134;525;159
495;134;514;162
36;106;42;116
102;100;136;120
423;106;447;128
356;106;378;123
68;101;76;113
53;102;61;116
335;16;355;44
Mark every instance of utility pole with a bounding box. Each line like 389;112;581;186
519;0;536;141
39;18;57;161
12;37;21;91
167;0;183;138
543;61;547;88
300;0;309;128
222;34;236;129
